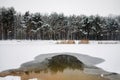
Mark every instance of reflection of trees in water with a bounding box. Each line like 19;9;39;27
48;55;84;73
0;54;84;76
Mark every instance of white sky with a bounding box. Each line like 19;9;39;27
0;0;120;16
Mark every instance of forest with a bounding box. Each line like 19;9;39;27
0;7;120;40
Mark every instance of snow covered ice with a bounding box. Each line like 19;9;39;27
28;78;38;80
0;40;120;75
0;76;21;80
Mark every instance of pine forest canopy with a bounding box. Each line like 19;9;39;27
0;7;120;40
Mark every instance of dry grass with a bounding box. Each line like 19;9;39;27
78;39;89;44
56;40;75;44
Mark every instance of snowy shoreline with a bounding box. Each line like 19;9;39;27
0;40;120;74
0;40;120;44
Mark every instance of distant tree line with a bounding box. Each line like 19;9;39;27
0;7;120;40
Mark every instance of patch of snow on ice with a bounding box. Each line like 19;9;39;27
0;76;21;80
29;78;38;80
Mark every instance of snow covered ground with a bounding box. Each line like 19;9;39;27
0;40;120;74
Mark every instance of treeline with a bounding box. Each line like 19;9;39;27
0;7;120;40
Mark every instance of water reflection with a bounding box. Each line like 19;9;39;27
22;69;108;80
47;54;84;73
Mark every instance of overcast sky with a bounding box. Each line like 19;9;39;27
0;0;120;16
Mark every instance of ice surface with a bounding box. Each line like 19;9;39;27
0;76;20;80
29;78;38;80
0;40;120;74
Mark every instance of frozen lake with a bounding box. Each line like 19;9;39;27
0;40;120;74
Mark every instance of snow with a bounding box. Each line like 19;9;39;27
0;40;120;74
0;76;20;80
29;78;38;80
